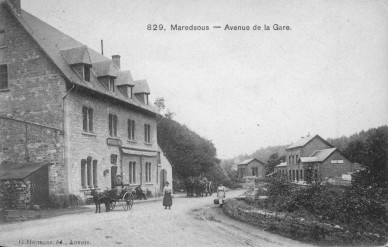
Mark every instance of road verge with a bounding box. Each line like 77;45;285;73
223;198;387;246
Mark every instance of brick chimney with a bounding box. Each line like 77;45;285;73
6;0;21;15
112;55;121;69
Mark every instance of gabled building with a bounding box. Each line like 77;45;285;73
285;135;333;181
0;0;172;208
237;158;265;181
280;134;356;182
300;148;355;180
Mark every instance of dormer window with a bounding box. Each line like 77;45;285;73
84;66;90;82
133;80;150;105
109;77;115;92
61;46;92;82
116;70;134;98
145;94;149;105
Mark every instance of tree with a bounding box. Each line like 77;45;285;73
154;97;175;119
344;140;365;164
154;97;165;112
155;98;228;182
363;128;388;183
266;152;286;174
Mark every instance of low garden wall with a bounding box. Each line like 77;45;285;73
0;179;31;210
224;198;387;246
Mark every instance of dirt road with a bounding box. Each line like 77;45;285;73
0;190;314;247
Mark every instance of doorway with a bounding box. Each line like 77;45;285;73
111;166;117;189
29;166;49;207
160;169;167;191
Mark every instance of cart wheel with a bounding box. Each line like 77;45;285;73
123;192;134;211
110;200;116;210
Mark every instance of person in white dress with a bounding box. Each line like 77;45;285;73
217;184;226;207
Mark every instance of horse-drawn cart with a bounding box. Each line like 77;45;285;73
108;187;134;211
91;186;135;212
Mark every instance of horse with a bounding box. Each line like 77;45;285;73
205;181;213;196
184;176;211;197
90;189;112;213
184;176;196;197
195;177;207;197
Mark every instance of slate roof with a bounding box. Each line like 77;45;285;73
0;163;50;180
134;80;150;94
238;158;264;166
5;4;158;115
116;70;135;87
300;157;319;163
92;60;118;78
61;46;92;65
276;162;287;167
300;148;337;163
286;135;333;150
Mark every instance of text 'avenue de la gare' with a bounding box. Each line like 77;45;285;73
147;24;292;31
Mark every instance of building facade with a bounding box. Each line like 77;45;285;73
237;158;265;181
276;134;356;182
0;0;172;207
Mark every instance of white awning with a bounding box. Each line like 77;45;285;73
121;148;157;157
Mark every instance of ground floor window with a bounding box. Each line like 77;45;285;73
81;159;86;188
81;156;98;188
129;161;136;184
93;160;98;187
145;162;152;182
251;167;258;176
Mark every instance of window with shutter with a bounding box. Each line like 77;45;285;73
0;30;5;47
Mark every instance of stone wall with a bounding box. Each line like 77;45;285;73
0;117;65;196
0;2;67;201
0;179;31;210
0;3;66;128
223;198;387;246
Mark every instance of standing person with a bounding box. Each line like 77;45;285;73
115;175;124;198
162;181;172;209
217;183;226;207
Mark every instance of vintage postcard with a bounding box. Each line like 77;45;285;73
0;0;387;246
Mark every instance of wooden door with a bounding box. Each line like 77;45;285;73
111;166;117;189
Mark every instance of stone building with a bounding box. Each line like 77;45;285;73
279;134;356;182
237;158;265;181
273;161;287;175
0;0;172;208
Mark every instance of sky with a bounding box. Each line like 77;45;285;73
22;0;388;159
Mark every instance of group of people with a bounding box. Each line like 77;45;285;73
162;182;226;209
114;175;226;210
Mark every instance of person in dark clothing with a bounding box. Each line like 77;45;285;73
162;181;172;209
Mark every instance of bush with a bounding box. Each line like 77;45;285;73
264;174;295;212
333;173;388;235
258;173;388;236
223;180;242;189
